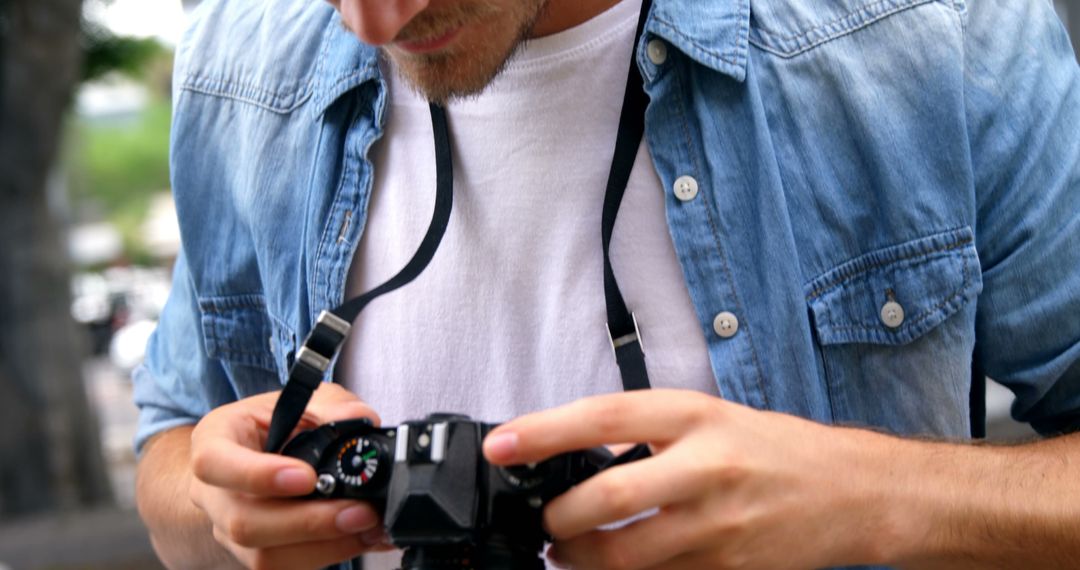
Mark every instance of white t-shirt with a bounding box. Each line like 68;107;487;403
339;0;717;427
338;2;717;563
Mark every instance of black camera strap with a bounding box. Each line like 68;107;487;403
265;104;454;453
602;0;652;393
266;0;654;453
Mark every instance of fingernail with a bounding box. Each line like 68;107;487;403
337;505;378;533
274;468;313;493
484;432;519;461
360;527;388;546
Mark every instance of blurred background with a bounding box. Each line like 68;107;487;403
0;1;1076;569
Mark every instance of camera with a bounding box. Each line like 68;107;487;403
281;413;647;569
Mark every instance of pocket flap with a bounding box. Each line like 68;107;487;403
806;227;982;346
199;294;278;371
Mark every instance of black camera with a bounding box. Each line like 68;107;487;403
281;413;647;569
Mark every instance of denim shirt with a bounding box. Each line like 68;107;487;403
136;0;1080;565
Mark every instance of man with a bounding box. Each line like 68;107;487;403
134;0;1080;568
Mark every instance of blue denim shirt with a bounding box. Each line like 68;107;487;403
136;0;1080;564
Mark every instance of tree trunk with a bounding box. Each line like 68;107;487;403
0;0;113;516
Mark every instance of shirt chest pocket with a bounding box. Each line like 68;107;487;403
200;295;296;397
805;227;983;437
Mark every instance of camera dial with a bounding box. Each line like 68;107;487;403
336;437;382;488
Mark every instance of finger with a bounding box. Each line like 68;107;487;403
197;387;375;447
639;549;718;570
211;496;381;549
220;529;375;570
192;385;379;496
191;427;319;496
549;507;701;570
542;447;710;539
485;390;717;464
607;443;638;456
303;384;382;428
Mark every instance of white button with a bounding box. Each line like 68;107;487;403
673;175;699;202
880;301;905;329
713;311;739;339
646;39;668;65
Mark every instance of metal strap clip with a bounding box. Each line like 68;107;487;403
296;345;331;373
315;310;352;337
294;311;353;375
607;312;645;359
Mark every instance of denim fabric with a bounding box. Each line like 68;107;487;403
134;0;1080;566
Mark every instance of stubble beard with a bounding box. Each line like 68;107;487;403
384;0;549;104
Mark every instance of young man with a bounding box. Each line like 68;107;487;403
134;0;1080;568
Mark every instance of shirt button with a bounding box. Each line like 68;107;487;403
673;175;699;202
713;311;739;339
646;39;668;65
880;301;905;329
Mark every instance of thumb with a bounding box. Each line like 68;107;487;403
302;382;382;428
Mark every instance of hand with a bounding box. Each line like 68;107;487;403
483;390;905;570
189;383;393;570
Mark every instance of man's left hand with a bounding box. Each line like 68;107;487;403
483;389;913;570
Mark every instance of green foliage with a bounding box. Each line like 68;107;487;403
80;0;168;83
66;1;178;263
68;97;173;262
82;21;168;83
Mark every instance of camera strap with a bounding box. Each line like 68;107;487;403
264;103;454;453
266;0;654;453
602;0;652;393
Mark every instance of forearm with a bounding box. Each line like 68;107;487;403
880;431;1080;569
135;426;242;570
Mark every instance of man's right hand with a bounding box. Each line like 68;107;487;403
187;383;390;570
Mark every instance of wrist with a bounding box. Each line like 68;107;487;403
825;428;954;567
137;427;242;570
855;434;1012;568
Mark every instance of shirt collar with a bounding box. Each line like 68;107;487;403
310;0;752;117
310;11;381;118
646;0;750;81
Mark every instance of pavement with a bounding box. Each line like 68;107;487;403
84;357;142;509
0;358;158;570
0;507;164;570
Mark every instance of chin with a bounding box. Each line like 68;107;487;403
388;43;518;103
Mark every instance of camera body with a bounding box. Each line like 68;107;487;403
281;413;619;569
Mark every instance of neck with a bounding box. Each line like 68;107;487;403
529;0;623;37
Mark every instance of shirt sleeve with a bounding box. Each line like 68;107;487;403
964;0;1080;435
132;251;235;454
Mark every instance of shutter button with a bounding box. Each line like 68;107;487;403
713;311;739;339
880;301;905;329
647;39;668;65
